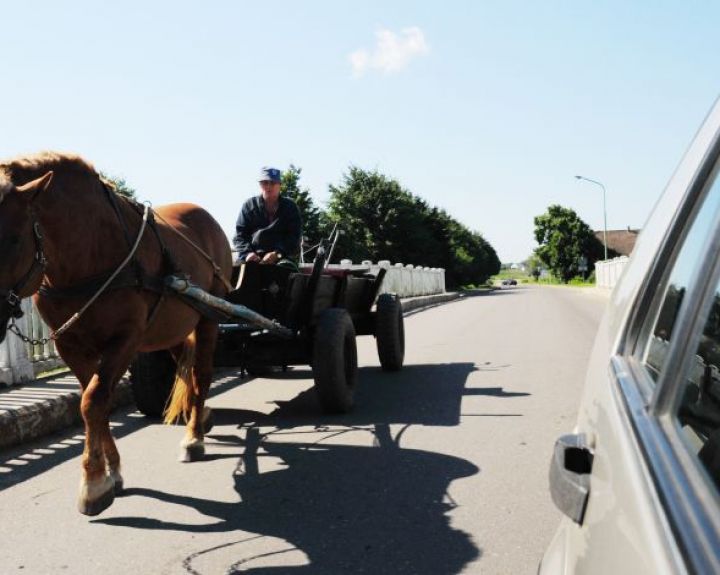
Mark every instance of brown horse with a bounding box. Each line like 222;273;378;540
0;152;232;515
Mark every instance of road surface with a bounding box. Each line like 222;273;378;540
0;285;608;574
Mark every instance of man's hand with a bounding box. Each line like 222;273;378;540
261;251;280;265
246;252;261;263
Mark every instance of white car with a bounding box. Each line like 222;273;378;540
540;99;720;574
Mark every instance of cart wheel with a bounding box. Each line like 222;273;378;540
375;293;405;371
129;351;176;417
312;308;358;413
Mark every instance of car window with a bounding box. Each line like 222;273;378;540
674;272;720;492
639;170;720;383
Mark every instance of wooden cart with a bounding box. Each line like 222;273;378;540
129;230;405;416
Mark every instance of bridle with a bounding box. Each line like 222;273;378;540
0;208;46;321
4;196;158;346
0;182;231;346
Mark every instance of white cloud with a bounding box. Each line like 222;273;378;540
349;27;429;77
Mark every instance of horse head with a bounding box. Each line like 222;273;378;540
0;172;54;343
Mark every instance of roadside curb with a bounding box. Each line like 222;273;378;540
0;376;133;451
400;292;464;313
400;289;494;314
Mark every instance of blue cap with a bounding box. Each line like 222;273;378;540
259;166;282;183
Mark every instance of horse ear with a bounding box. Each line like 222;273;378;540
16;171;54;202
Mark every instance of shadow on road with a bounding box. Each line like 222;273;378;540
0;370;252;491
0;359;534;573
91;362;531;574
107;426;479;575
251;363;526;428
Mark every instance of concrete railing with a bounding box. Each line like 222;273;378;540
595;256;630;289
0;299;63;386
320;260;446;298
0;260;445;386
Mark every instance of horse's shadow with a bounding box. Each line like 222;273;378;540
93;362;528;574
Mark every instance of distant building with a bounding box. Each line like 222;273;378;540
595;227;640;257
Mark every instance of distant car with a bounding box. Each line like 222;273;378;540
500;279;512;287
540;98;720;574
509;278;518;286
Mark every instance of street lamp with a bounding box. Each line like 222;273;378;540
575;175;608;260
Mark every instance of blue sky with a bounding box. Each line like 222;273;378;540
2;1;718;263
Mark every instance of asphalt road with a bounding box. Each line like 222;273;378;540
0;285;608;575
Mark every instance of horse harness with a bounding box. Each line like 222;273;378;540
6;183;231;345
0;209;47;322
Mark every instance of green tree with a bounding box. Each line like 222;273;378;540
422;205;500;286
524;253;543;281
533;204;604;283
281;165;323;251
325;167;500;287
325;167;436;265
100;172;136;199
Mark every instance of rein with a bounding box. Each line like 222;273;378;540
8;203;151;345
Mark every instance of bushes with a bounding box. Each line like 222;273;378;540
325;167;500;288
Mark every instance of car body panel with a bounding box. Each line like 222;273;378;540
540;351;685;574
541;97;720;574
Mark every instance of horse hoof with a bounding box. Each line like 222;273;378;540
78;486;115;516
78;474;116;516
202;407;214;435
109;469;124;495
179;442;205;462
113;477;125;495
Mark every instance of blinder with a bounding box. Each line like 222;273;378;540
0;210;46;320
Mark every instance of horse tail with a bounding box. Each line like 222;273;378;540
163;331;197;425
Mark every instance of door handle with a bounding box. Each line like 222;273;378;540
549;433;594;524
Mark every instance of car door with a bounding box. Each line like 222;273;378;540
544;100;720;574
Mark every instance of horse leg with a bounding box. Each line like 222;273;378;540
181;321;218;462
77;338;138;515
64;350;124;494
53;343;126;500
77;373;115;515
102;426;123;494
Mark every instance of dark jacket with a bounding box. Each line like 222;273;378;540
233;195;302;262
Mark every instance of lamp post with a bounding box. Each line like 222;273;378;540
575;175;608;261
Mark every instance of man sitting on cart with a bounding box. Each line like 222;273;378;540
233;166;302;268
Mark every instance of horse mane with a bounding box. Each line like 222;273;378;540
0;152;100;199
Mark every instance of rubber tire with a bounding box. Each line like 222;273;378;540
376;294;405;371
312;308;358;414
129;351;176;417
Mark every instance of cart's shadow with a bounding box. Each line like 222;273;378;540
234;362;526;428
93;361;522;574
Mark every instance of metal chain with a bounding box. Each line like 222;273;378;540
8;317;54;346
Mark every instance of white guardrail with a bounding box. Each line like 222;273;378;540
0;299;63;386
595;256;630;289
326;259;446;298
0;260;445;386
